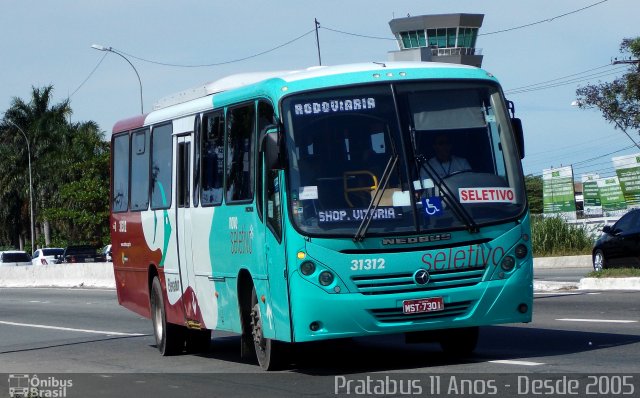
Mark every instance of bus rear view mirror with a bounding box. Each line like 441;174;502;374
261;126;282;170
511;118;525;159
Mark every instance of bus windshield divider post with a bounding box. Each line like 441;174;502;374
353;154;398;242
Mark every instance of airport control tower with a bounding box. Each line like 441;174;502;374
388;13;484;67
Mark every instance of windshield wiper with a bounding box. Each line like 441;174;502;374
353;153;399;242
415;154;479;233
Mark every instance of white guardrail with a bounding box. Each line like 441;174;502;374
0;262;115;288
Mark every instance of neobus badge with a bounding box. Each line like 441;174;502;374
382;233;451;245
293;97;376;116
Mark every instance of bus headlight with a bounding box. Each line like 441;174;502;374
515;244;528;259
501;256;516;271
319;271;334;286
300;261;316;276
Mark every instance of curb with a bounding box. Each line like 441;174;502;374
579;277;640;290
534;278;640;292
533;255;591;269
534;281;579;291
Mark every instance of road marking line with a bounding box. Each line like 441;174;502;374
0;287;115;292
556;318;637;323
0;320;145;336
534;292;581;295
489;360;545;366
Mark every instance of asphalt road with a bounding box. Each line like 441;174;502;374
0;287;639;397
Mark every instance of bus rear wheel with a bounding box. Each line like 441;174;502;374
249;287;288;370
439;326;479;357
151;276;185;356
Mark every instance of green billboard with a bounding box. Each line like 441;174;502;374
596;176;627;216
543;166;576;219
613;153;640;208
582;173;602;216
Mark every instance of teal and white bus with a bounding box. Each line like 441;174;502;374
110;62;531;370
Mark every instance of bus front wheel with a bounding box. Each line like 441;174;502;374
249;287;288;370
439;326;479;356
151;276;185;356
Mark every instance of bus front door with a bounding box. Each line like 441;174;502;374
175;134;198;325
263;169;292;341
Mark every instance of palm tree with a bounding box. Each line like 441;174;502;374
0;86;72;249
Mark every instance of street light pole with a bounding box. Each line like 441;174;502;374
91;44;144;114
2;118;35;254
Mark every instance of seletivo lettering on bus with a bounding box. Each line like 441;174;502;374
319;208;399;223
229;216;253;254
294;98;376;116
421;245;506;271
230;225;254;255
458;187;516;203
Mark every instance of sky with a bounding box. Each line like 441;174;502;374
1;0;638;177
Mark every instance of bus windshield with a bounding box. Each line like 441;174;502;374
283;81;525;237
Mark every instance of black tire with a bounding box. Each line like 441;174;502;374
150;276;185;356
185;328;211;353
439;327;479;357
249;287;288;370
593;249;606;272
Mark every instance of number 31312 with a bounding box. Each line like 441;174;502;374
351;258;385;271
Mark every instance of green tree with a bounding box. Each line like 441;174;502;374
42;121;110;245
1;86;109;249
525;174;543;214
576;37;640;138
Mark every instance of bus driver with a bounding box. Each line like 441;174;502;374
426;134;471;178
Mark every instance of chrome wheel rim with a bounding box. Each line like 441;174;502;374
594;252;604;272
153;291;164;341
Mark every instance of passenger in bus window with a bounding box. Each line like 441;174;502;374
425;134;471;178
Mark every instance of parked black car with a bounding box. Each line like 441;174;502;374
56;245;106;264
593;208;640;271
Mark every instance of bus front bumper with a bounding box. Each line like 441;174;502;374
289;269;532;343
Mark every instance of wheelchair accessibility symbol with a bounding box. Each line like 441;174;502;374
421;196;443;217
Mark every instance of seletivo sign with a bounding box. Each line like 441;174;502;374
458;187;516;203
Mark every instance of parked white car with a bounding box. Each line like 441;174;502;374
0;251;32;266
31;248;64;265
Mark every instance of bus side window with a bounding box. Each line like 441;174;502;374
201;111;224;206
130;128;150;211
150;123;173;210
266;170;282;241
226;104;256;203
112;133;130;212
193;116;201;207
257;100;275;221
177;141;191;208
